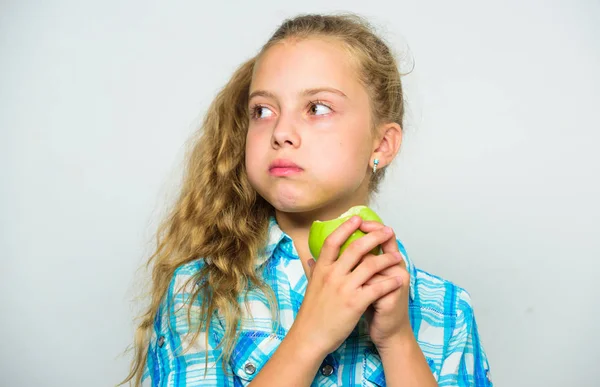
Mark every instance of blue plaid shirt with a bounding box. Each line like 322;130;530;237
143;216;493;386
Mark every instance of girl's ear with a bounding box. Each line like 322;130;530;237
371;122;403;168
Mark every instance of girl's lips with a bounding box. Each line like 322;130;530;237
269;167;303;176
268;158;303;176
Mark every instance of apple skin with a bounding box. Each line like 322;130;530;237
308;206;384;260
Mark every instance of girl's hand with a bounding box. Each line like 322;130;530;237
359;221;413;350
293;216;404;358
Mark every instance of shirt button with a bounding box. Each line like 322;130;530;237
320;364;334;377
157;336;165;348
244;363;256;375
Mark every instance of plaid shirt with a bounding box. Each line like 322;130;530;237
143;216;493;386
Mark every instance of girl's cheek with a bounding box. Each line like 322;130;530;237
308;114;339;131
246;128;265;145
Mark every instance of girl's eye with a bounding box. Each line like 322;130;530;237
309;102;332;116
251;105;274;119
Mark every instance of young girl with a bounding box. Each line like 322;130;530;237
123;13;492;387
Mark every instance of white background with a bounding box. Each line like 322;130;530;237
2;1;599;386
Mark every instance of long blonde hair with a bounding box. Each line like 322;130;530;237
121;13;405;386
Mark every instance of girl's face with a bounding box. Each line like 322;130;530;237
245;38;377;221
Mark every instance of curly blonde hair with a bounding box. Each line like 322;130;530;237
121;13;405;386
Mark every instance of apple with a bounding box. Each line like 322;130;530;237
308;205;384;260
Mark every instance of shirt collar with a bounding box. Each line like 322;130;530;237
257;215;416;300
255;215;289;267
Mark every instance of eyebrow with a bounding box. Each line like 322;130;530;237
248;87;347;101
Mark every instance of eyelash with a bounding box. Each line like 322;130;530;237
249;100;333;120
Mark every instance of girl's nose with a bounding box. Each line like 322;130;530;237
271;115;301;149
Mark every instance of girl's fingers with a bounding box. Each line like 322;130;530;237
348;252;402;288
335;226;394;274
306;258;316;281
364;272;386;285
359;221;399;256
318;216;363;265
359;276;403;306
380;229;400;255
359;220;386;232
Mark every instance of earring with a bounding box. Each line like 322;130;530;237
372;158;380;174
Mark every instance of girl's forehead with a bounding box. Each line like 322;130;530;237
250;38;362;97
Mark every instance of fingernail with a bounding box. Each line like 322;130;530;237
384;226;393;234
393;252;403;260
395;276;403;285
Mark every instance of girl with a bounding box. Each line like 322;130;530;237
122;13;492;387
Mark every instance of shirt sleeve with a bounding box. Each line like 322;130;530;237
438;292;493;387
142;262;235;387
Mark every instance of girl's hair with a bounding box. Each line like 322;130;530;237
121;13;405;386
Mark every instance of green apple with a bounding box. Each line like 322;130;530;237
308;205;384;260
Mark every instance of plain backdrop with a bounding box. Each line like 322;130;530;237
2;0;599;386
